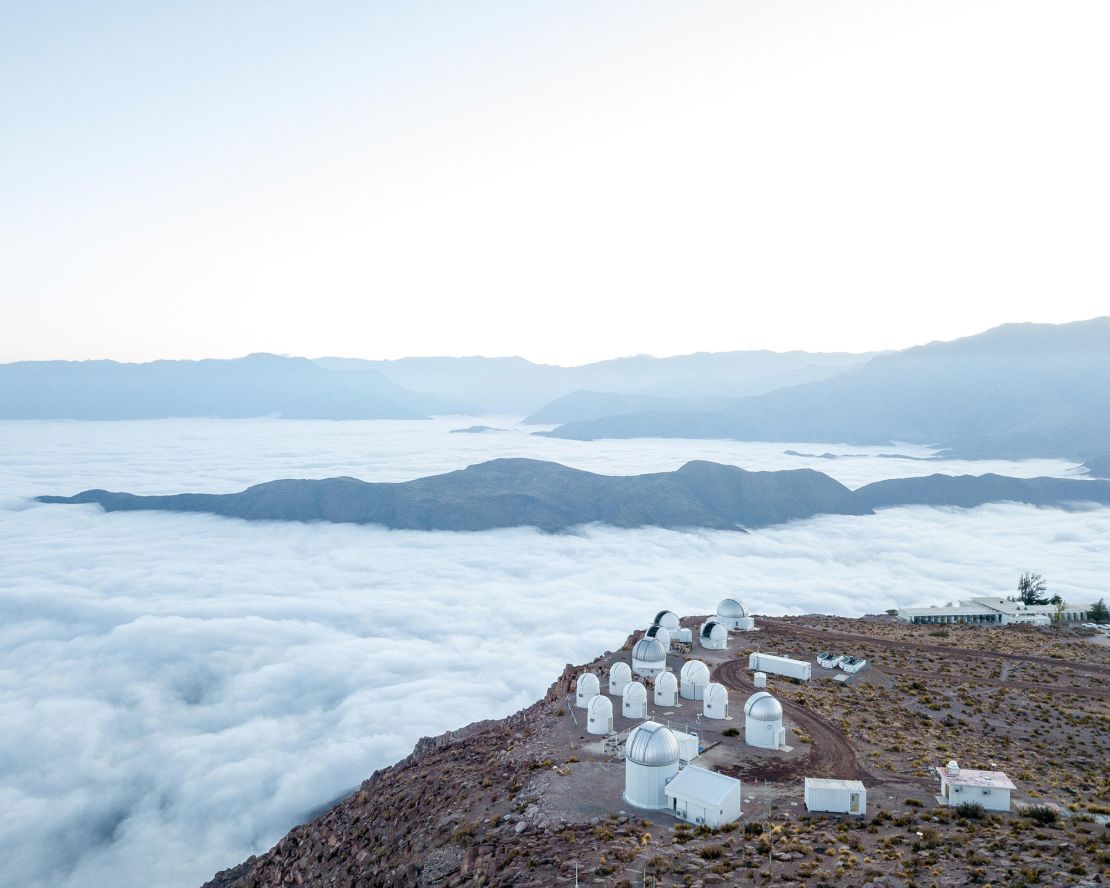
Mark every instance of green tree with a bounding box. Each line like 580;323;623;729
1017;572;1049;605
1090;598;1110;623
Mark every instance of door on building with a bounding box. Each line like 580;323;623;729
849;793;861;814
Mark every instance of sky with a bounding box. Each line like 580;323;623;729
2;417;1107;887
3;1;1109;364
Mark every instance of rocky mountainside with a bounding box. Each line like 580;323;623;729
37;459;1110;533
200;616;1110;888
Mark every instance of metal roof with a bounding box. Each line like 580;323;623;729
633;637;667;662
805;777;865;792
625;721;680;766
744;691;782;721
664;765;740;806
937;767;1016;790
717;598;746;618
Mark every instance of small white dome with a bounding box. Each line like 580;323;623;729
655;672;677;692
704;682;728;706
653;610;681;631
577;673;599;695
623;681;647;704
680;660;710;685
946;760;960;774
744;691;782;721
701;620;728;641
632;637;666;663
625;720;680;766
588;694;613;719
717;598;746;618
610;662;632;681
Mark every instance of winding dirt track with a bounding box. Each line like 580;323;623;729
760;618;1110;678
712;660;878;786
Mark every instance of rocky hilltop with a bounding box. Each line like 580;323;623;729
202;615;1110;888
37;458;1110;533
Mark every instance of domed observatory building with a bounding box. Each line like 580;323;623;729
632;636;667;678
744;691;785;749
703;682;729;719
609;661;632;695
680;659;711;701
699;620;728;651
623;721;680;810
716;598;755;631
575;672;600;708
587;694;614;735
654;671;678;707
653;610;681;632
645;623;672;653
622;680;648;718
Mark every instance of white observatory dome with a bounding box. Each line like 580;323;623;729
717;598;746;619
699;620;728;650
609;661;632;695
653;610;681;631
679;659;711;700
632;637;667;677
622;680;648;718
645;624;672;652
575;672;600;708
653;670;678;706
744;691;783;721
587;694;613;735
702;682;729;719
625;720;680;766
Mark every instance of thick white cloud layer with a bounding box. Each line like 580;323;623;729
0;419;1104;887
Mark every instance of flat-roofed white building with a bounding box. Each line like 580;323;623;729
804;778;867;815
936;760;1015;811
670;729;699;763
898;597;1090;625
664;765;742;827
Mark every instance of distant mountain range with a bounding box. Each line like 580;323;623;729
540;318;1110;461
0;354;471;420
0;350;868;421
37;458;1110;533
317;352;870;415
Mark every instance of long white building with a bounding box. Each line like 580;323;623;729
898;596;1091;625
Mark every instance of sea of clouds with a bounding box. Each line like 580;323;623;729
0;418;1105;887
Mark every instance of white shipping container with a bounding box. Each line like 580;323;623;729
748;652;811;681
804;778;867;815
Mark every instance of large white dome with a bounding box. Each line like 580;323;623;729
632;637;666;663
717;598;746;618
744;691;783;721
625;721;680;766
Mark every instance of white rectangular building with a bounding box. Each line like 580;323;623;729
748;652;811;681
670;729;700;764
898;597;1090;626
664;765;742;827
936;762;1015;812
804;778;867;815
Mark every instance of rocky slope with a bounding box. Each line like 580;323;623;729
201;616;1110;888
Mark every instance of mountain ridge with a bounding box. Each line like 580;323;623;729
36;458;1110;533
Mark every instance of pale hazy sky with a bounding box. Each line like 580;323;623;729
3;1;1108;365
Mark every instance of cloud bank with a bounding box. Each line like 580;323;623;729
0;418;1104;887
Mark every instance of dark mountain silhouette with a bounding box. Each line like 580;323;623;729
0;354;471;420
37;459;1110;533
541;318;1110;461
